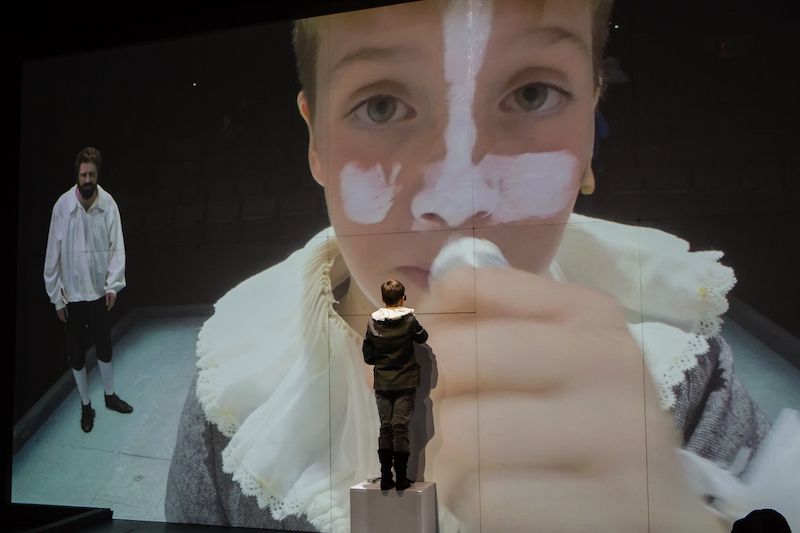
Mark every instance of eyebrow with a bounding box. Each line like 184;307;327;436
329;45;422;79
519;26;591;57
327;27;589;80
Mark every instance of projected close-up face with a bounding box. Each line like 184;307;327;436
301;0;598;305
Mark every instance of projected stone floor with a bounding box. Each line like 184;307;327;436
11;310;800;523
12;313;208;522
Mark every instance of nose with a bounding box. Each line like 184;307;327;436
411;175;471;227
411;157;493;228
411;66;492;228
415;208;492;228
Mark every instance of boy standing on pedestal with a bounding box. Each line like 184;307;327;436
362;279;429;491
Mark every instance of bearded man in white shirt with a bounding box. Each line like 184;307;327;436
44;146;133;433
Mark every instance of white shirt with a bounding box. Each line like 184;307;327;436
43;184;126;310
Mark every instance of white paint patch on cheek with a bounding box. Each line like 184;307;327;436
477;150;578;223
340;162;401;224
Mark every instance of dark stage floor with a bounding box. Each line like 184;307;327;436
6;503;299;533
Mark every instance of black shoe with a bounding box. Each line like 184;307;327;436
104;393;133;414
81;403;95;433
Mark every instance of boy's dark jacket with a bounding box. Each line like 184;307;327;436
362;308;428;391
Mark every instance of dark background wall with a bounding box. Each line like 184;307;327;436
12;0;800;429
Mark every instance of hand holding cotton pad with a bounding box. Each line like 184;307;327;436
429;236;510;284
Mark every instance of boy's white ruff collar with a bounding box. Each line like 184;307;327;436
195;214;736;531
553;213;736;409
371;306;414;321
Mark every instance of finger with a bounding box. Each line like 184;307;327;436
439;390;720;533
475;319;642;392
413;313;477;399
419;311;642;399
475;388;650;470
431;377;652;468
428;266;625;327
473;467;649;532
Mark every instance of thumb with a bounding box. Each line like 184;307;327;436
420;236;508;313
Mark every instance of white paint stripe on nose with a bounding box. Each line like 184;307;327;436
411;0;494;228
441;0;491;169
336;0;494;228
412;0;575;229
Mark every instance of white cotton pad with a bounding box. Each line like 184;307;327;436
430;236;510;282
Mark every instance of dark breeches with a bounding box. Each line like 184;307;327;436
65;298;112;370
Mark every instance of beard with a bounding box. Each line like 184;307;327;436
79;182;96;200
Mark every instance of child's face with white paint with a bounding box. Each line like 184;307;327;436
301;0;598;307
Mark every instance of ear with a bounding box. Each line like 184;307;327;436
582;88;601;196
297;91;325;187
594;75;604;105
580;166;595;195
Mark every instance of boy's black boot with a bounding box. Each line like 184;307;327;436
378;449;395;490
393;451;412;491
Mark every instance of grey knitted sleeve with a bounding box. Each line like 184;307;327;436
671;335;771;476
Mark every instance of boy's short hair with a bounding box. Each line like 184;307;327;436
292;17;320;114
75;146;102;177
381;279;406;306
292;0;615;116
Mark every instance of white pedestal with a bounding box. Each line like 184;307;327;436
350;481;437;533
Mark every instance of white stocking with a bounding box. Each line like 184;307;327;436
72;367;90;405
97;360;114;396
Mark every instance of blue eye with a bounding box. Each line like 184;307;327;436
353;95;414;126
502;82;570;114
367;96;396;122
